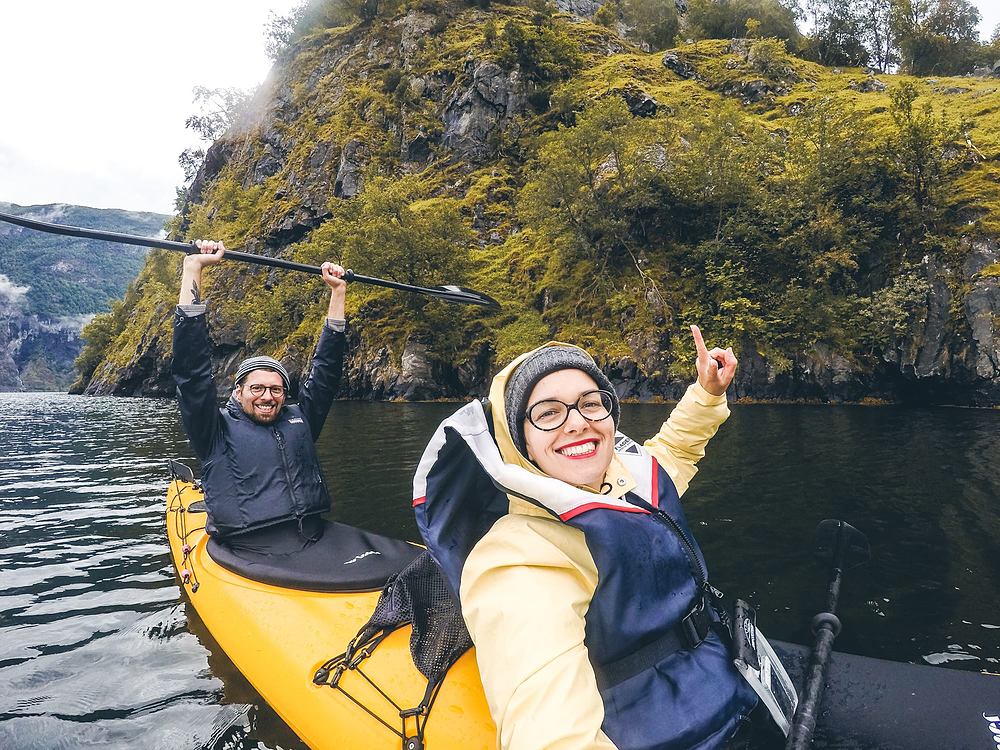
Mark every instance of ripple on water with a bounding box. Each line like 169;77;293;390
0;394;246;748
0;606;235;745
0;702;258;750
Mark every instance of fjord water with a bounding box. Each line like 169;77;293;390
1;392;998;749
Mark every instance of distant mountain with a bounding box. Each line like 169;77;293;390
0;203;170;391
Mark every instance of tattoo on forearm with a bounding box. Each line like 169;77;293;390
190;281;202;305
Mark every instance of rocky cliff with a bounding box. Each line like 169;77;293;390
0;203;169;391
74;1;1000;405
0;310;83;392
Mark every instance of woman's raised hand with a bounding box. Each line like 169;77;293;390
690;324;737;397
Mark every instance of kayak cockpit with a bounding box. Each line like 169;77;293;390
206;521;422;593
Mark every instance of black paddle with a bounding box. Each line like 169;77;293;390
785;520;870;750
0;210;500;309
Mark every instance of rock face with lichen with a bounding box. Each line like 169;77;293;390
442;61;528;161
75;2;1000;405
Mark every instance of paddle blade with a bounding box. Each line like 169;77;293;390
815;519;870;571
428;285;501;309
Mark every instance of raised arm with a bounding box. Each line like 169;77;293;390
178;240;225;305
321;261;347;321
298;262;348;440
172;241;226;458
643;325;738;496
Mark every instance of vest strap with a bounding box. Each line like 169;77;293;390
596;591;714;690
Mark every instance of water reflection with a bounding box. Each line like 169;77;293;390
1;393;999;749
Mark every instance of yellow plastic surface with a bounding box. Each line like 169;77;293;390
166;480;495;750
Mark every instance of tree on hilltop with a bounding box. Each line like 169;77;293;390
892;0;982;75
803;0;871;66
684;0;803;45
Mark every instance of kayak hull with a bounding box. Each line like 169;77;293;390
775;642;1000;749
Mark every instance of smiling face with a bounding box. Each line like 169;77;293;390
522;369;615;490
235;369;286;425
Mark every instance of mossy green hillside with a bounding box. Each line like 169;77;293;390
79;0;1000;398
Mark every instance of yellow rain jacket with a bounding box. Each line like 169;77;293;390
460;342;733;750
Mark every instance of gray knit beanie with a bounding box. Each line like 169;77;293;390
234;356;290;389
505;345;620;456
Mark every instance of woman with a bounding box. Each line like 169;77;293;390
413;327;774;750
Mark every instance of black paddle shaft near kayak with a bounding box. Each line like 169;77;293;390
786;520;870;750
0;210;500;308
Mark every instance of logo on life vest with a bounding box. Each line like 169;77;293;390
742;616;757;651
343;550;381;565
614;435;641;455
985;713;1000;748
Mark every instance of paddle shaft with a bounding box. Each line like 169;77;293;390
0;210;499;307
785;519;872;750
785;569;842;750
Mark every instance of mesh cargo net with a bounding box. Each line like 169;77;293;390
313;551;473;749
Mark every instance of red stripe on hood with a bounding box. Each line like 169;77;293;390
560;502;648;522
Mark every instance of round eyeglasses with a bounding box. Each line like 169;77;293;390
244;384;286;397
525;389;614;431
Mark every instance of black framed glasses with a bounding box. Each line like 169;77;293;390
244;384;286;397
525;389;614;431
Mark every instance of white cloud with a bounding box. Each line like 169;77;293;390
49;314;97;333
0;274;31;307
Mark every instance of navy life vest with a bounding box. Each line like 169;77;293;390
197;396;332;537
172;313;343;538
413;400;758;750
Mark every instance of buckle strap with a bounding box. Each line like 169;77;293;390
596;592;713;690
681;593;712;648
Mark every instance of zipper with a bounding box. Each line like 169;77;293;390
273;427;302;518
649;507;707;588
627;495;707;589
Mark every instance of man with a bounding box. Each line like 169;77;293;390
172;239;347;551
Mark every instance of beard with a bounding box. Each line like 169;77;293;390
244;403;282;425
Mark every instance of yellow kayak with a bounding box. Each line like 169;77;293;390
165;473;495;750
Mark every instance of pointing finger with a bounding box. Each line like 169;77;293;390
690;324;708;358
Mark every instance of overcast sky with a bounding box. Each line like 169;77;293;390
0;1;301;215
1;2;998;217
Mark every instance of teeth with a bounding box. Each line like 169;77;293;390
559;442;596;457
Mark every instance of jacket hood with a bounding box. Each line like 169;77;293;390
226;393;243;418
488;341;631;517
